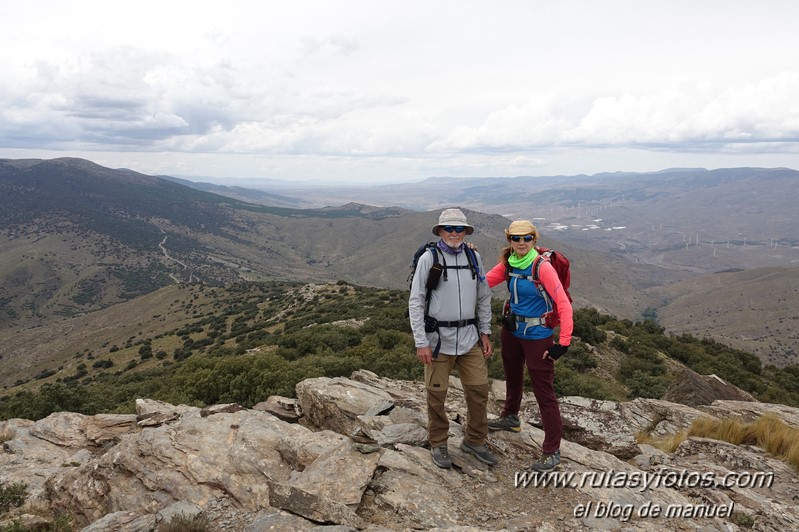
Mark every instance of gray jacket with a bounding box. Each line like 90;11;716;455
408;244;492;355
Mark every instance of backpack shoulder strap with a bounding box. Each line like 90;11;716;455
463;246;480;280
531;254;555;308
423;243;441;291
532;253;548;283
426;242;440;263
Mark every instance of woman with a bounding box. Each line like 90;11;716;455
485;220;573;472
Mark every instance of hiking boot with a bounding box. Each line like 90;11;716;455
488;414;521;432
530;449;561;472
431;445;452;469
460;440;498;466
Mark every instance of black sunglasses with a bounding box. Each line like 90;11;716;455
510;235;534;242
442;226;466;233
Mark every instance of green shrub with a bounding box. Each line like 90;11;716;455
619;344;666;379
572;308;608;345
0;481;27;514
609;336;629;353
554;366;617;400
560;344;597;373
625;370;670;399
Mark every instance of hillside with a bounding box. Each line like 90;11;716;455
3;280;798;421
0;158;422;326
166;164;799;364
1;157;797;371
651;267;799;367
0;157;664;326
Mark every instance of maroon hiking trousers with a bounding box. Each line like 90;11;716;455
499;327;563;454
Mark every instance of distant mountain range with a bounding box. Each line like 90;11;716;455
175;166;799;273
159;174;317;209
1;157;797;373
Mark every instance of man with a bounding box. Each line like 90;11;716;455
408;208;496;468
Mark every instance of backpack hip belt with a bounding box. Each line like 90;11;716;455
514;315;546;326
435;318;477;328
426;317;478;358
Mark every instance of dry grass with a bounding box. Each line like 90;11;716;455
636;429;687;453
638;413;799;472
688;416;758;446
0;284;216;392
788;441;799;470
752;414;798;459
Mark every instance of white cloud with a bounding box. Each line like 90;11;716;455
2;1;799;182
437;72;799;154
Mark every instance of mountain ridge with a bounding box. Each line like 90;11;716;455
1;157;797;369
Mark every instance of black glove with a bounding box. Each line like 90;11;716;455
547;344;568;360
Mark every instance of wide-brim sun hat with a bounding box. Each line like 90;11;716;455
504;220;536;237
432;208;474;236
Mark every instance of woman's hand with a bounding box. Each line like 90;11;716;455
544;344;568;360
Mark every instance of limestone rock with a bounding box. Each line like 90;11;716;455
267;480;365;528
662;368;757;406
200;402;245;417
700;399;799;427
620;397;716;436
254;395;301;422
288;441;381;507
1;373;797;531
523;395;641;459
295;376;395;435
30;411;137;448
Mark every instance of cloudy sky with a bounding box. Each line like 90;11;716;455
2;1;798;184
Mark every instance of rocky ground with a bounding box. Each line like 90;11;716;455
2;370;798;531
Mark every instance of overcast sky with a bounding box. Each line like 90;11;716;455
2;1;798;184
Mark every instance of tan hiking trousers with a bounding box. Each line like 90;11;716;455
424;342;489;448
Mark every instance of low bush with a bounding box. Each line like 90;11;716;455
0;481;27;514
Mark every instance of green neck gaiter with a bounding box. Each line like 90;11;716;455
508;248;538;270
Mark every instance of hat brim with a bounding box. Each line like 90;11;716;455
504;229;534;237
433;225;474;236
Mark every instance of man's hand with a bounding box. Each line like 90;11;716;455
417;346;433;365
480;333;493;358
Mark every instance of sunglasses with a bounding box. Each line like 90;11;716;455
442;226;466;233
510;235;534;242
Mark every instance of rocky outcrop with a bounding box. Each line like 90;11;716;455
662;368;757;406
1;370;797;531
